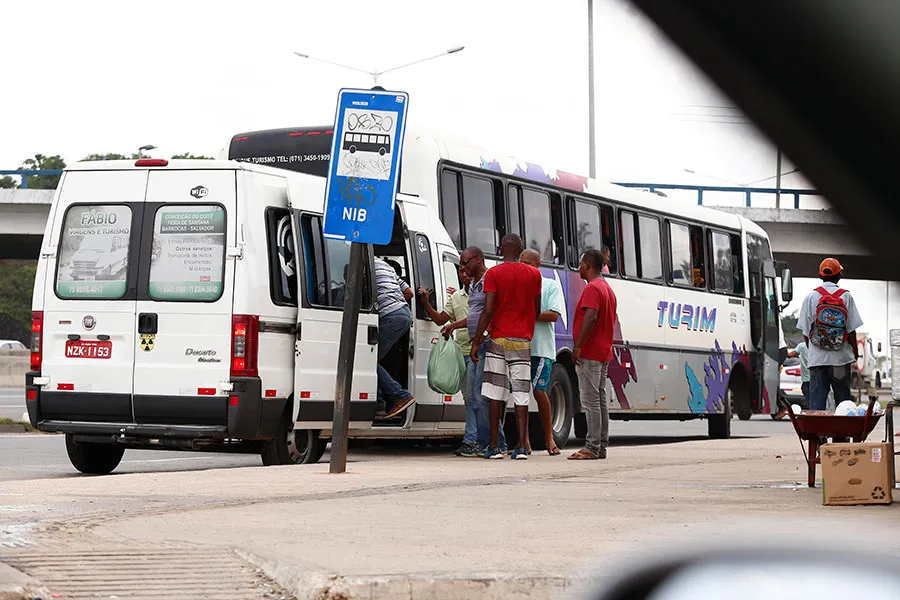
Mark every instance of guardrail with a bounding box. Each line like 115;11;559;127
2;169;820;208
0;169;64;189
614;182;820;208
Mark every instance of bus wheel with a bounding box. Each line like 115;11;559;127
65;434;124;475
708;388;733;439
261;411;326;465
530;364;575;451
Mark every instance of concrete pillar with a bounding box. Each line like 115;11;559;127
891;329;900;401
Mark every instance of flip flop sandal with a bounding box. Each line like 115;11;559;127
567;448;599;460
547;447;561;456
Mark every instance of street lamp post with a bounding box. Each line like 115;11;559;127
294;46;465;87
138;144;156;158
588;0;596;179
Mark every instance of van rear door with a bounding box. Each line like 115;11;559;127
40;170;145;422
131;169;236;427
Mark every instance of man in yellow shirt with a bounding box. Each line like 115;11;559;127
418;269;475;455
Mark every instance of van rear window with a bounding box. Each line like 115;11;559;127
56;205;132;299
148;205;226;301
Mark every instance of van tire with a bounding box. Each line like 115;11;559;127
530;364;575;451
65;434;125;475
261;406;326;465
261;425;326;466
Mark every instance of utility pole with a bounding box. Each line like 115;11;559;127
588;0;596;179
775;148;783;208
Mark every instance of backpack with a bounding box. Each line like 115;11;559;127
810;286;849;351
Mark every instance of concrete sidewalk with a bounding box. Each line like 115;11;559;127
1;434;898;599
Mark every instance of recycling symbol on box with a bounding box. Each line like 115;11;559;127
871;486;886;500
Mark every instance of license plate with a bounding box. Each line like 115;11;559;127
65;340;113;359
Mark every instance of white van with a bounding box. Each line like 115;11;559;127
26;158;466;473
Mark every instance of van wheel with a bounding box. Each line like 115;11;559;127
708;388;733;439
261;411;326;465
65;434;125;475
530;364;575;450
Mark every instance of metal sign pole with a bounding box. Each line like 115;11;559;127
329;241;366;474
321;87;409;473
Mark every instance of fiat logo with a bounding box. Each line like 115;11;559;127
82;315;96;330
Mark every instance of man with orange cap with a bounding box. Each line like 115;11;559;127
796;258;863;412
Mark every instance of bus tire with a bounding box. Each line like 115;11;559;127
529;364;575;451
708;388;733;439
261;409;326;465
65;434;124;475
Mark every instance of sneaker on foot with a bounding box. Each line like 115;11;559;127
458;444;481;458
483;447;504;459
511;447;529;460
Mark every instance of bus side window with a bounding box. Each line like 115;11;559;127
413;233;435;320
573;198;602;258
709;230;744;295
600;204;616;274
265;207;298;307
460;174;496;254
619;210;639;278
668;221;706;288
522;187;564;264
440;170;462;249
638;215;663;281
508;185;522;238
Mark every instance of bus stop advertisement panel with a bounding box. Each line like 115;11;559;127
323;88;409;473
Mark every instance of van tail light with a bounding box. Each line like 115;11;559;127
230;314;259;378
785;367;801;377
134;158;168;167
30;311;43;371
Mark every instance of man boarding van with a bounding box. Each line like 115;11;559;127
26;158;466;473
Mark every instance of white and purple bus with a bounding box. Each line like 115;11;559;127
229;127;789;447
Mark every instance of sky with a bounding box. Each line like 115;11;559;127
2;0;895;345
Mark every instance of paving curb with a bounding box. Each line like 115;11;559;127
238;549;589;600
0;561;50;600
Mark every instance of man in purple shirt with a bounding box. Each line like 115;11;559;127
441;246;506;455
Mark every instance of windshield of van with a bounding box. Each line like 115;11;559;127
56;204;132;299
148;205;226;302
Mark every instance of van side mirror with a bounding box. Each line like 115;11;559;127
780;267;793;302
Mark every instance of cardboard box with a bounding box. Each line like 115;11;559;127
821;442;893;506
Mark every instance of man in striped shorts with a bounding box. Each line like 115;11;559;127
469;234;542;459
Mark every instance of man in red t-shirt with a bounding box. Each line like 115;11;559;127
470;234;542;460
569;248;618;460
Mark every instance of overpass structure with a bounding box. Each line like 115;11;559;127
0;175;886;279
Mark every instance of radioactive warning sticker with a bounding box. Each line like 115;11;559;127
140;334;155;352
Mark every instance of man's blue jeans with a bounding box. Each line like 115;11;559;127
462;355;477;446
809;364;852;411
377;307;413;404
470;342;506;450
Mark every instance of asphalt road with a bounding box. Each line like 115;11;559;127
0;388;26;421
0;415;795;482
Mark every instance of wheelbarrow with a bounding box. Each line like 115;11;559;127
784;398;882;487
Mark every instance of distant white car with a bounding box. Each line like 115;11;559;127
0;340;27;351
778;356;808;411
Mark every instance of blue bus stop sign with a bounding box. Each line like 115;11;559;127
322;88;409;245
